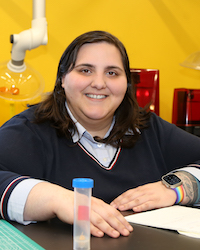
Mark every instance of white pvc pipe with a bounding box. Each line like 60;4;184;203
33;0;46;19
8;0;48;72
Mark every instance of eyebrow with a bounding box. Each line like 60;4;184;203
75;63;124;72
75;64;95;69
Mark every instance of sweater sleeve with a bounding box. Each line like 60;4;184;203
148;113;200;170
176;163;200;180
0;108;47;221
7;178;44;224
0;171;30;220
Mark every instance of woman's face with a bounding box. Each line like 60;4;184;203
62;42;127;130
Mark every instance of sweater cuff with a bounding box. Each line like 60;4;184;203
175;165;200;181
0;176;30;220
8;178;44;224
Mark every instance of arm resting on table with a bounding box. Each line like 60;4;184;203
8;178;44;224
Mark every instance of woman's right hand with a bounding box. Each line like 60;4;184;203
24;182;133;238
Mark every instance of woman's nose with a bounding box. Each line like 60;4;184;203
91;74;106;89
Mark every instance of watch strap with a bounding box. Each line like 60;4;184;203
173;185;184;204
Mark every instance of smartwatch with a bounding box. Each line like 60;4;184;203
161;173;184;204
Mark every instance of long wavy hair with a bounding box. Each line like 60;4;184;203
34;30;150;148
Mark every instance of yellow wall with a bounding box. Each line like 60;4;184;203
1;0;200;125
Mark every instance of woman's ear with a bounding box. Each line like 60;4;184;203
61;76;65;88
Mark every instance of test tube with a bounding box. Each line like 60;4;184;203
72;178;94;250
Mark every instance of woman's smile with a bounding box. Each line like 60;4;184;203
85;94;108;99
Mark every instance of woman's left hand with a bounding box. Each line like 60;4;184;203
110;181;177;212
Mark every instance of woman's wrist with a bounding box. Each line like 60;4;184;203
175;171;198;205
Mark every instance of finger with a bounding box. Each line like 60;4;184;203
117;195;146;211
112;209;133;233
132;200;160;212
118;190;160;211
111;189;145;210
90;223;104;238
92;198;133;228
111;190;135;208
91;206;133;238
90;211;121;238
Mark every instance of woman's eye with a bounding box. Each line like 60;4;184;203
107;71;117;76
82;69;91;74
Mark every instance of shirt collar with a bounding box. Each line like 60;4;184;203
65;102;115;143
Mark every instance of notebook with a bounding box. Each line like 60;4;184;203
0;219;45;249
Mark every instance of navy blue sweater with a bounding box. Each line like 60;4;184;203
0;107;200;220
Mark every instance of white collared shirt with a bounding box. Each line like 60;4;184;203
66;102;117;167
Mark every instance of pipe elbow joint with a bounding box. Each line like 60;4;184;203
30;17;48;49
11;29;32;62
10;17;47;63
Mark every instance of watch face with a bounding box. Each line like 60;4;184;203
162;174;182;186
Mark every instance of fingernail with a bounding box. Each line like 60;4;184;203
128;224;133;231
119;205;125;210
97;231;104;237
111;203;117;208
112;230;120;238
123;228;130;236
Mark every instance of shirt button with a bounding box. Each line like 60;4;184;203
103;157;107;162
97;143;102;148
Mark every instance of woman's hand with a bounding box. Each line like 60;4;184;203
24;182;133;238
110;181;177;212
90;196;133;238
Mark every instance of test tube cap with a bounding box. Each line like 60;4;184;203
72;178;94;188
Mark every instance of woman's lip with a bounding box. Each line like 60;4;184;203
85;94;107;99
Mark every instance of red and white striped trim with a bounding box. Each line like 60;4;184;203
0;176;27;219
77;142;121;170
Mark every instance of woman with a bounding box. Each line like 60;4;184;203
0;31;200;238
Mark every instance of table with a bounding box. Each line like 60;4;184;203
12;213;200;250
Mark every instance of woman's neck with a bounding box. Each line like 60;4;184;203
83;118;113;138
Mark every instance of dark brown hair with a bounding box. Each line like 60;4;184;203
34;30;150;147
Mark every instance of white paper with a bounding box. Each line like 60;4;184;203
125;205;200;238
